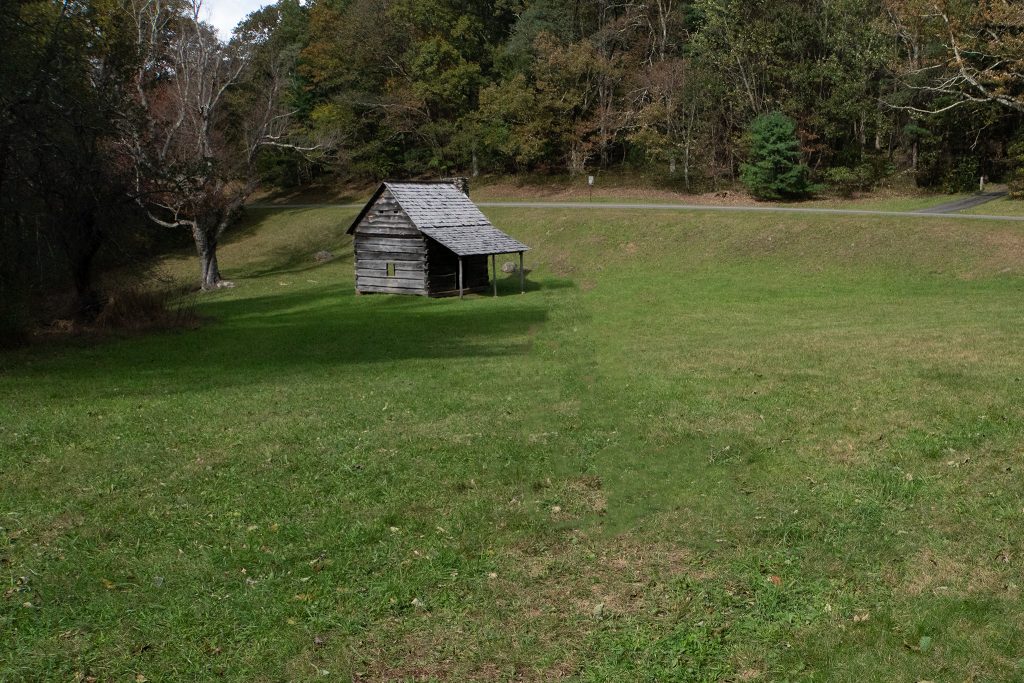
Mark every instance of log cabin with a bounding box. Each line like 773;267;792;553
347;180;530;298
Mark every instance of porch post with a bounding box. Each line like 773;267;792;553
492;254;497;297
519;251;525;294
458;256;464;299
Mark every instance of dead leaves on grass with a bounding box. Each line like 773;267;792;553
348;531;704;682
898;547;1019;599
504;532;701;623
542;475;607;522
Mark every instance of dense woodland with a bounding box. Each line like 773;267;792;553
282;0;1024;190
2;0;1023;336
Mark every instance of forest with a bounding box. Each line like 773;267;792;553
2;0;1023;336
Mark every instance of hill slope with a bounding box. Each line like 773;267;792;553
3;207;1024;681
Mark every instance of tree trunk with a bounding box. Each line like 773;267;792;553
193;225;223;290
200;246;221;290
683;143;691;191
68;212;103;322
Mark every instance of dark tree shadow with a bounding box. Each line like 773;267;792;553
4;284;558;398
494;273;571;294
230;244;354;281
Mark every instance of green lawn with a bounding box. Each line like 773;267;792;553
786;194;968;211
965;196;1024;217
474;192;966;213
469;176;967;213
3;206;1024;681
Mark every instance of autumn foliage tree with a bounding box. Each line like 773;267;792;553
885;0;1024;115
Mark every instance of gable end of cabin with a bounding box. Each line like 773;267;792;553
353;189;428;296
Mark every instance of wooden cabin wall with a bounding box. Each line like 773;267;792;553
425;240;488;295
354;190;427;295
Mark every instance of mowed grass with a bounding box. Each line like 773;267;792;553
965;196;1024;217
473;189;967;213
3;205;1024;681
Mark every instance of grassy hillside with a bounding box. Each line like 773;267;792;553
3;206;1024;681
964;196;1024;217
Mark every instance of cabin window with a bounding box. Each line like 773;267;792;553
386;263;395;277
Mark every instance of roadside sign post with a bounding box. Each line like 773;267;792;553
588;175;594;202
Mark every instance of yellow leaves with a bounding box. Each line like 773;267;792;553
309;555;333;572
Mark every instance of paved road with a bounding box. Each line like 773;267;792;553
917;191;1008;214
248;199;1024;222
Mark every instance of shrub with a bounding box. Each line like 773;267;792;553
826;158;896;198
942;157;979;194
860;154;897;188
824;166;865;198
740;112;817;200
94;288;199;332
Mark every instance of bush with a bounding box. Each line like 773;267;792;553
826;158;896;198
918;153;981;193
942;157;980;194
94;288;199;332
825;166;866;198
740;112;817;200
860;154;897;188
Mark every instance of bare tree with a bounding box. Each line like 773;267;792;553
121;0;311;290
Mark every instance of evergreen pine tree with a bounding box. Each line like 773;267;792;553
740;112;816;200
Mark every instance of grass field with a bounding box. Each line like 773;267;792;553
964;196;1024;217
469;183;969;214
3;205;1024;681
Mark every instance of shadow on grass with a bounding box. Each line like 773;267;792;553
230;242;354;281
470;273;571;296
202;286;553;365
220;208;356;281
3;282;565;397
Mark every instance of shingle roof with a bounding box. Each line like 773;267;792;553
348;181;530;257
